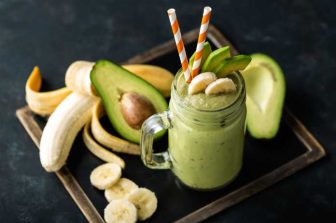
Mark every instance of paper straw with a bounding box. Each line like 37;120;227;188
191;6;212;79
167;8;192;83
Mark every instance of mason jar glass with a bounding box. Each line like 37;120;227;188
141;70;246;190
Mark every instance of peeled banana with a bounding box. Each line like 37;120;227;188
65;61;96;96
39;92;98;172
25;66;72;116
26;62;161;221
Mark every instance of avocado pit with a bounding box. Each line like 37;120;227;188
120;92;156;130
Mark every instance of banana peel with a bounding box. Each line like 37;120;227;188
123;64;174;97
83;121;125;168
25;66;72;116
91;101;140;155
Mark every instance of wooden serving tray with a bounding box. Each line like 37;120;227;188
16;25;326;223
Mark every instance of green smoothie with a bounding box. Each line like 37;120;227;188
168;71;246;190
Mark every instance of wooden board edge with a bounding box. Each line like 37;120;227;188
207;25;238;55
284;107;326;158
175;151;321;223
16;106;105;223
124;24;238;65
124;27;200;64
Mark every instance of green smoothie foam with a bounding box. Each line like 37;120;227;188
168;71;246;190
176;72;242;110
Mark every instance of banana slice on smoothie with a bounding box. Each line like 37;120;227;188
128;188;158;221
205;78;236;95
104;199;137;223
188;72;217;95
104;178;139;202
90;163;122;190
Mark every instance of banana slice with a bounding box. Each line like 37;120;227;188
188;72;217;95
128;188;158;221
105;178;139;202
205;78;236;95
104;199;137;223
90;163;122;190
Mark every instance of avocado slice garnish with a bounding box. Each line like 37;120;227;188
90;60;168;143
240;53;286;139
201;46;231;73
215;55;252;78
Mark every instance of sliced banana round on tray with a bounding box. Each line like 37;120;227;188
128;188;158;221
104;199;137;223
90;163;122;190
105;178;139;202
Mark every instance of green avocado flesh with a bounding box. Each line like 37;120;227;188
215;55;252;77
240;53;286;139
189;41;212;69
201;46;231;73
90;60;168;143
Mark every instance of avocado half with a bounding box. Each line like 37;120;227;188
90;60;168;143
240;53;286;139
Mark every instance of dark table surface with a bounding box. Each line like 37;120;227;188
1;0;335;222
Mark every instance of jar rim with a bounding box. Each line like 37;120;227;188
170;70;246;126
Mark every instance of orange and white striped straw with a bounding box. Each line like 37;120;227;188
191;6;212;79
167;8;192;83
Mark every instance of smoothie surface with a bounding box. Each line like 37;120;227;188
176;72;242;110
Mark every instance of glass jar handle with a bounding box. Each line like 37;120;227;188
140;111;172;169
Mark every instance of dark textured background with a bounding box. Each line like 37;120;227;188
0;0;335;222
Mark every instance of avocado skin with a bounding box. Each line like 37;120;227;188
215;55;252;77
90;60;168;143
